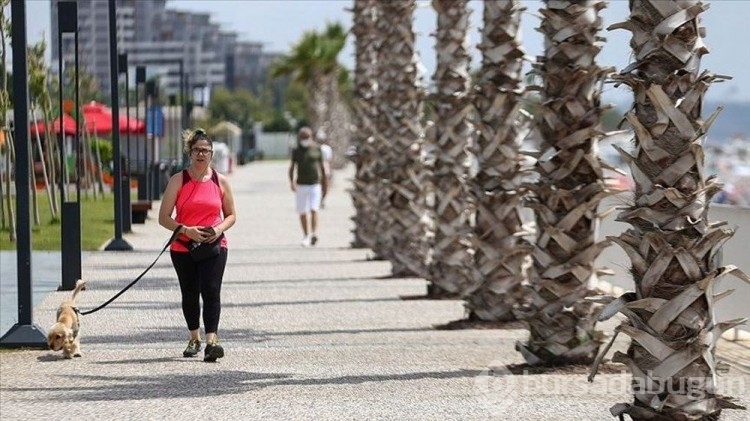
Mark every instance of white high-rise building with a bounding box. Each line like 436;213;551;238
50;0;282;107
51;0;136;97
50;0;239;101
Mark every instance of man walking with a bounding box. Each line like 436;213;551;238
289;127;328;246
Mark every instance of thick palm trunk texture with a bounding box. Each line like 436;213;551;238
517;0;612;366
350;0;379;249
374;0;431;277
465;0;532;321
427;0;476;295
589;1;747;419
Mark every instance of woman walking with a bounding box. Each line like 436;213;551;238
159;128;237;362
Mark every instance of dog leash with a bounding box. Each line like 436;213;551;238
80;225;183;316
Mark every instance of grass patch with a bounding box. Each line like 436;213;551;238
0;189;122;251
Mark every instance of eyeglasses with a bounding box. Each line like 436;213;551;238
191;148;213;156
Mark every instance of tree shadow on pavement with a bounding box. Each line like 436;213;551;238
84;326;435;346
89;296;403;313
5;368;480;402
84;326;272;346
229;275;385;285
433;319;527;331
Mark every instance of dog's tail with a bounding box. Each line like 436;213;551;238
70;279;87;302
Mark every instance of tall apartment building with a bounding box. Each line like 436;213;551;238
51;0;280;103
51;0;136;97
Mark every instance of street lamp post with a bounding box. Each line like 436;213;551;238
183;72;190;167
177;60;186;169
58;0;82;291
104;0;132;251
168;94;177;162
132;58;185;169
0;0;47;348
143;79;153;201
118;52;132;233
146;80;161;200
135;66;146;201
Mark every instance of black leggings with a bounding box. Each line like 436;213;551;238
170;249;228;334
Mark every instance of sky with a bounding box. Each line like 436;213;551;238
15;0;750;105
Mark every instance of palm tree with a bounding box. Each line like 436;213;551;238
327;69;354;172
588;1;747;418
271;23;347;135
271;23;350;168
427;0;476;295
373;0;431;277
515;0;612;366
464;0;532;321
349;0;380;249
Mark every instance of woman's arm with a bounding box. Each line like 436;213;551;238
209;173;236;241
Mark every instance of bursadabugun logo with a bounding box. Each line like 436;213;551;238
473;361;517;416
474;360;746;416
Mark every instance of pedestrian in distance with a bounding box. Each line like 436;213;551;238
289;126;327;247
158;128;237;362
316;131;333;208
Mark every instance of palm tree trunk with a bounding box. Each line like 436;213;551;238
325;75;352;172
375;0;431;277
306;74;328;133
427;0;476;295
371;1;400;264
516;0;612;366
589;1;747;419
465;0;532;321
350;0;379;249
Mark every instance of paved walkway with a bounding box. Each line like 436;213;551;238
0;161;748;420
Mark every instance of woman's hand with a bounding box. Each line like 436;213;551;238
184;226;210;243
200;226;223;243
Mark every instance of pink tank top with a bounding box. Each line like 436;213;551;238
171;169;228;252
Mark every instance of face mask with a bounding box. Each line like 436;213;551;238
300;139;314;148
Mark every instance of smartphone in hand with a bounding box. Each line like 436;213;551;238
199;226;216;236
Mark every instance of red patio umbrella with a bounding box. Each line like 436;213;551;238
122;114;146;134
82;101;145;135
83;102;112;135
30;113;78;136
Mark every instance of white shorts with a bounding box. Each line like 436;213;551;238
296;184;322;214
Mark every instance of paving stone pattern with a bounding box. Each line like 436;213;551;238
1;162;748;420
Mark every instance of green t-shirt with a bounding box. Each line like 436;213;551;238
292;146;323;185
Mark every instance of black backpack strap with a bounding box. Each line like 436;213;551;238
182;169;190;186
211;168;219;186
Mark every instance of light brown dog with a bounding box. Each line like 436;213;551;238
47;279;87;359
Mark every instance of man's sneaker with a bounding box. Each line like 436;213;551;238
204;340;224;362
301;235;312;247
311;235;318;246
183;339;201;357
